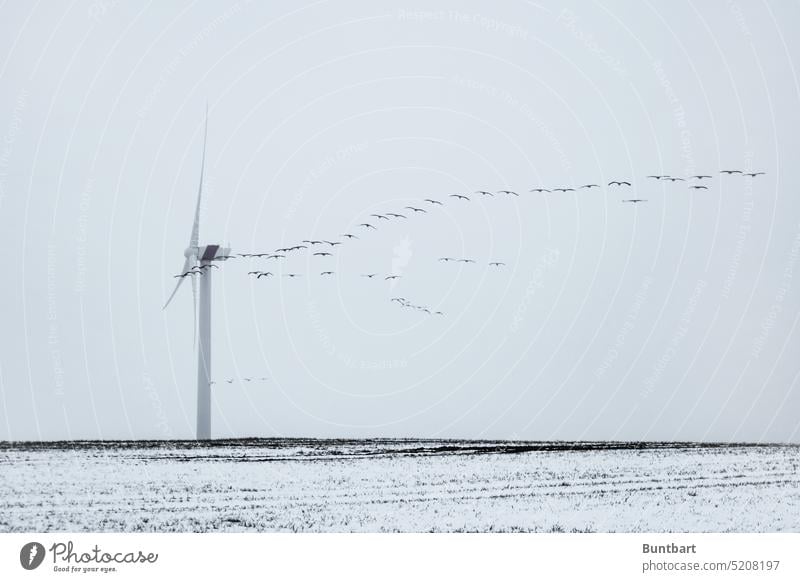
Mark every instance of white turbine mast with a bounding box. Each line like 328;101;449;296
163;106;229;440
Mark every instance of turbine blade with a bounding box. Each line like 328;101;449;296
189;104;208;248
163;255;193;309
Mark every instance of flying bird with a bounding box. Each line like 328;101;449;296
609;181;632;186
622;199;648;204
341;233;358;239
530;188;550;192
689;185;708;190
498;190;519;196
266;254;286;260
324;241;342;246
439;257;455;262
580;184;599;189
371;214;389;220
424;198;443;205
721;170;743;174
661;177;684;182
405;206;427;213
553;188;575;192
646;175;665;180
476;190;494;196
359;223;377;229
256;272;273;279
449;194;470;201
386;213;407;219
362;273;378;279
320;271;334;276
385;275;401;280
284;273;302;278
690;175;712;180
313;252;332;257
489;262;506;267
743;172;765;177
434;311;444;316
458;259;476;263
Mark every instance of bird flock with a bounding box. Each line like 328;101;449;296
175;168;764;384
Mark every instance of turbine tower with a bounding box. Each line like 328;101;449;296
163;108;229;440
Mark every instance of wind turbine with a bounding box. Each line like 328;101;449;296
163;108;230;440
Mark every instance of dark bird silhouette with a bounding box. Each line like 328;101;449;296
661;177;684;182
689;185;708;190
439;257;455;262
289;245;308;251
690;175;712;180
721;170;743;175
609;181;632;186
498;190;519;196
646;175;665;180
313;252;332;257
385;275;401;280
309;240;324;245
174;272;198;278
743;172;765;177
359;223;377;229
284;273;302;278
622;199;648;204
320;271;334;276
198;264;219;269
553;187;575;192
476;190;494;196
362;273;378;278
266;254;286;259
458;259;476;263
405;206;427;213
489;261;506;267
371;214;389;220
323;241;341;247
341;233;358;239
450;194;470;201
424;198;443;205
386;213;407;219
434;311;444;316
390;297;406;303
530;188;551;192
257;272;273;278
580;184;599;189
226;379;234;384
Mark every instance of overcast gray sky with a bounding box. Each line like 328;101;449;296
1;0;798;442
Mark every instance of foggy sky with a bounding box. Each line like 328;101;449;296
1;0;798;441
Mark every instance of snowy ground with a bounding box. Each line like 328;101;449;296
1;440;798;532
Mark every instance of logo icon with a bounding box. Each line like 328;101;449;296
20;542;45;570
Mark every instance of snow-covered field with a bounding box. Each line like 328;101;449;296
1;440;798;532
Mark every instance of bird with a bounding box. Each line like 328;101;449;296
247;271;261;276
385;275;401;280
174;272;198;278
405;206;427;213
217;255;235;260
458;259;476;263
288;245;307;251
285;273;302;278
661;177;684;182
198;264;219;269
371;214;389;220
265;254;286;260
362;273;378;279
256;272;273;279
553;187;575;192
721;170;743;174
580;184;599;189
450;194;470;201
689;185;708;190
489;261;506;267
390;297;406;304
386;213;407;219
689;175;712;180
424;198;443;205
476;190;494;196
313;252;332;257
609;180;632;186
743;172;765;177
434;311;444;316
275;247;291;253
226;379;234;384
308;240;324;245
341;233;358;239
359;223;377;229
320;271;334;276
530;188;550;192
622;199;648;203
498;190;519;196
439;257;455;262
324;241;342;246
646;175;665;180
